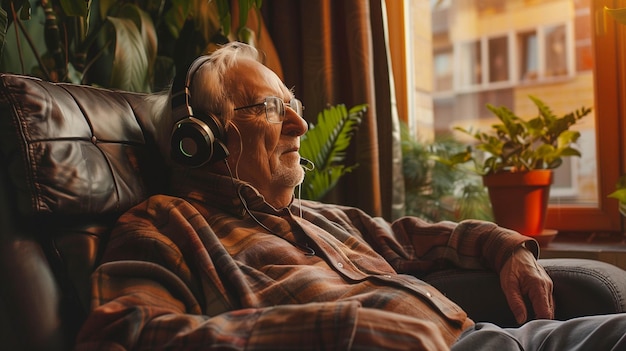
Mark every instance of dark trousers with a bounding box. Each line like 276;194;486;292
452;314;626;351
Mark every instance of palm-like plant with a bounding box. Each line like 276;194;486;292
299;103;367;201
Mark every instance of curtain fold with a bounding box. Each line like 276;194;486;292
262;0;404;220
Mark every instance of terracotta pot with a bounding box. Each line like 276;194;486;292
483;170;553;236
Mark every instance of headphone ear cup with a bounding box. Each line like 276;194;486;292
197;112;229;162
170;115;229;167
169;56;229;167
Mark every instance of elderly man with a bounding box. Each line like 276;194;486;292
75;42;626;350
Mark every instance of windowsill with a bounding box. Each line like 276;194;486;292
539;231;626;270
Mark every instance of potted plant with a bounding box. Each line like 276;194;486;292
434;95;591;241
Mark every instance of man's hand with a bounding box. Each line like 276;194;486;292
500;245;554;324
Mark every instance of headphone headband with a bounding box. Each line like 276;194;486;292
171;56;212;123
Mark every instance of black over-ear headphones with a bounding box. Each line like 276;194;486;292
170;56;229;167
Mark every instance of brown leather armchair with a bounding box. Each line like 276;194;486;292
1;73;625;351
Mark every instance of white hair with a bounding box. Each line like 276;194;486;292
146;42;261;163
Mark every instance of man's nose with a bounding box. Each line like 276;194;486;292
282;108;308;136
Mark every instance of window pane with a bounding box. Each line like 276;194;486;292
434;49;453;91
459;41;482;87
545;24;568;77
518;30;538;81
488;36;509;82
427;0;597;210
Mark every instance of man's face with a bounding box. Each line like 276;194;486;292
223;59;308;205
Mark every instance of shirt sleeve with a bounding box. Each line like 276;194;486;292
391;218;539;272
302;200;538;274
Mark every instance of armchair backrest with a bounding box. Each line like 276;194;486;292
0;74;167;350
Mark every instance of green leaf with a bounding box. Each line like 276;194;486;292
301;165;357;200
558;147;581;158
116;4;157;78
299;103;366;200
534;144;555;157
164;0;194;39
106;16;150;92
557;130;580;148
215;0;231;36
18;0;31;20
239;0;250;31
608;188;626;203
237;26;254;45
100;0;116;21
60;0;88;17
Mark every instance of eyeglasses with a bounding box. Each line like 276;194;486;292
233;96;303;123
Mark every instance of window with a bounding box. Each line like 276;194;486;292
545;24;569;77
458;41;482;87
454;24;573;90
392;0;622;233
434;49;453;91
488;36;509;83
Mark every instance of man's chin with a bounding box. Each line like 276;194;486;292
292;168;306;187
273;166;305;188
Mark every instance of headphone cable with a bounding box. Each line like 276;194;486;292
224;160;315;257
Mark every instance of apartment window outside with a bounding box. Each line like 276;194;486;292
545;24;569;77
488;36;509;83
434;49;453;91
518;30;538;81
430;0;592;202
401;0;621;233
458;41;482;87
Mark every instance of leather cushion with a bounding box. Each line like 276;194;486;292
0;74;164;218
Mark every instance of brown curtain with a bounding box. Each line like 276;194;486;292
261;0;404;220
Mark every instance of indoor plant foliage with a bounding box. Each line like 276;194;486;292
299;103;367;201
440;95;592;175
0;0;262;91
608;176;626;217
434;95;591;237
400;123;492;223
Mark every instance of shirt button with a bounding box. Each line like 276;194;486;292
336;262;344;268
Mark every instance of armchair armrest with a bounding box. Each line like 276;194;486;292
422;258;626;327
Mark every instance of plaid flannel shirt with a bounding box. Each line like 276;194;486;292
75;172;536;350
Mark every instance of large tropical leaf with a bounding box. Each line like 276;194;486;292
107;16;150;91
299;103;367;200
106;4;156;91
300;164;358;201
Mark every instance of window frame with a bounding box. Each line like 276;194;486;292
544;0;622;233
387;0;624;233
